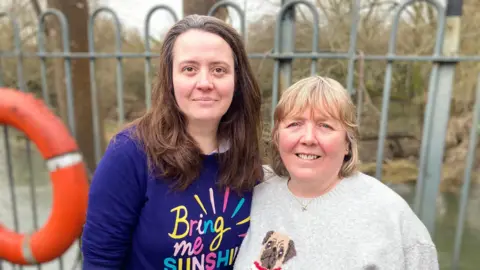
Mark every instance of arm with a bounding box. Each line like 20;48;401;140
81;133;147;269
400;206;440;270
404;243;439;270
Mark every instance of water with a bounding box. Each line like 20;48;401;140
1;126;479;269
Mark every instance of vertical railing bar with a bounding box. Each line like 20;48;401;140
270;0;296;123
88;7;126;163
1;11;36;270
413;65;440;212
413;0;448;213
115;32;124;126
39;54;51;105
451;73;480;270
3;126;20;250
356;51;364;127
38;9;75;268
13;13;44;270
38;9;76;137
144;5;178;110
411;0;449;236
375;0;444;182
346;0;360;95
90;7;124;135
0;47;20;270
87;9;101;165
270;0;320;125
308;0;319;75
0;25;8;270
208;0;246;39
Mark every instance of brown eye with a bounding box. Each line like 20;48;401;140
182;66;195;72
213;67;226;74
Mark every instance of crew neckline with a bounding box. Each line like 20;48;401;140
278;173;361;210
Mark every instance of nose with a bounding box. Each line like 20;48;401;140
196;70;213;91
300;123;316;145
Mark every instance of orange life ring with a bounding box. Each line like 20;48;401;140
0;87;89;265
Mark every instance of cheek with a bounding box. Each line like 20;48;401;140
173;76;193;98
277;132;297;154
320;135;348;156
217;78;235;98
173;79;196;112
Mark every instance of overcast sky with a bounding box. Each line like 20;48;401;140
98;0;280;38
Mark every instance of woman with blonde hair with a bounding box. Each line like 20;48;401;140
234;76;438;270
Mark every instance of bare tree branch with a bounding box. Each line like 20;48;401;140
29;0;42;17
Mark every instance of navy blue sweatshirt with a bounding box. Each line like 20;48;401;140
81;130;253;269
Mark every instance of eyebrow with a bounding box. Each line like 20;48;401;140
177;60;231;67
285;115;332;122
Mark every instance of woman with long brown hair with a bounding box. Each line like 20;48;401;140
81;14;263;269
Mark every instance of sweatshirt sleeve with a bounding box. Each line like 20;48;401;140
81;132;147;269
400;205;440;270
404;243;439;270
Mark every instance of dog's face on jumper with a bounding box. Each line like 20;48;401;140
258;231;297;269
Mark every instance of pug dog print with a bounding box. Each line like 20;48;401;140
252;231;297;270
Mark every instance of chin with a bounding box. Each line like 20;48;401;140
190;114;223;122
289;171;319;182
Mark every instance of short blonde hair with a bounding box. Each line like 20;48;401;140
270;76;359;178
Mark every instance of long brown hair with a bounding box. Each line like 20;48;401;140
131;15;263;193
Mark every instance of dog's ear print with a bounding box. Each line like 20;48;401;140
283;239;297;263
262;231;274;244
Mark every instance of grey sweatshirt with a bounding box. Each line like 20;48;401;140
233;167;439;270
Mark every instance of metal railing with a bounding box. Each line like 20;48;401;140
0;0;479;269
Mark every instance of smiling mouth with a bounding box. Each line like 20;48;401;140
296;153;321;160
193;98;216;101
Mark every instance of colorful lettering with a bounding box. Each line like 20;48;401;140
216;250;230;268
210;216;231;251
203;219;215;234
166;189;248;269
189;219;198;236
164;257;177;270
164;249;239;270
169;206;189;239
196;214;204;235
229;248;236;265
205;252;216;270
192;254;204;270
192;236;204;255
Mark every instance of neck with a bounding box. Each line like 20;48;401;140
288;175;341;198
187;120;219;154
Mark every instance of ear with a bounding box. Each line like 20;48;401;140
343;134;352;161
262;231;274;244
344;136;350;155
283;239;297;263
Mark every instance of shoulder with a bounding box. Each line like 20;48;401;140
252;165;286;197
90;126;148;194
97;126;148;176
108;127;142;152
351;172;411;209
352;172;434;247
104;127;146;160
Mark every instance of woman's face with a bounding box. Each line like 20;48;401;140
172;29;235;127
277;107;349;183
